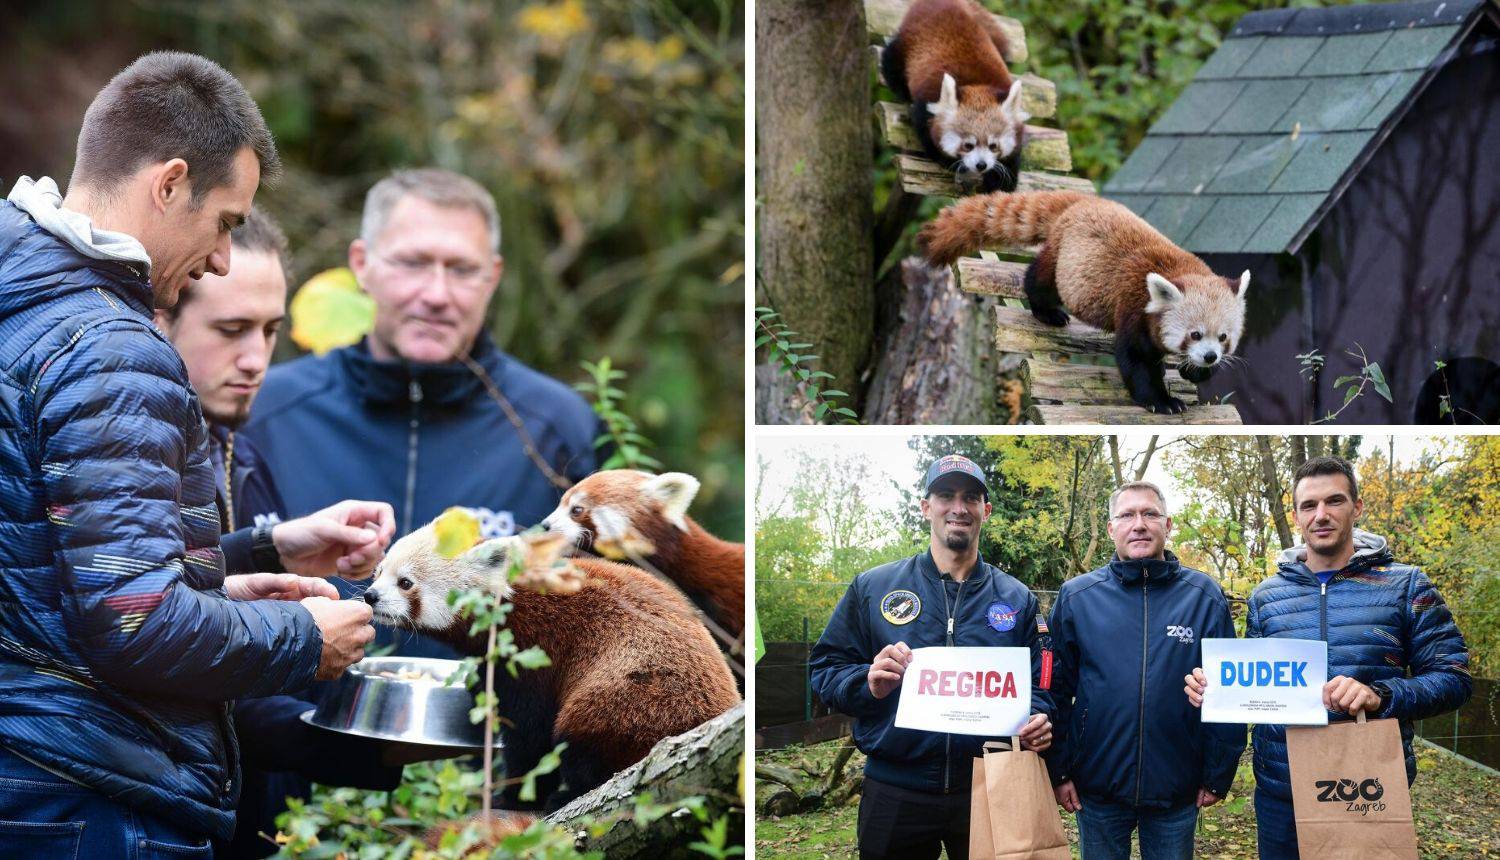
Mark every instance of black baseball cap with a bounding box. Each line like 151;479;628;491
924;454;989;497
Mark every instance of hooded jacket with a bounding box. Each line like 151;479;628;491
0;185;322;840
809;550;1054;795
238;335;602;659
1248;529;1471;802
1043;552;1244;809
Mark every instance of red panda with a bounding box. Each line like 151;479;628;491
539;471;744;639
917;191;1251;414
362;524;740;811
881;0;1029;193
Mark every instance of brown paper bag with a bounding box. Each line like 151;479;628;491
1285;712;1419;859
970;738;1071;860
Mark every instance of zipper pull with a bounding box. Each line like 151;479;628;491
409;379;423;403
947;617;955;636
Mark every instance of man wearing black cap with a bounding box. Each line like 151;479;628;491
810;454;1054;860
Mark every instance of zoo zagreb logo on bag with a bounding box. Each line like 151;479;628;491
1312;776;1386;816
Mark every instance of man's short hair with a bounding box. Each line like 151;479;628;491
1109;481;1168;517
1293;456;1359;504
72;51;281;201
161;207;288;321
359;168;501;253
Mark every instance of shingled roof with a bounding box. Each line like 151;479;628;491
1104;0;1491;255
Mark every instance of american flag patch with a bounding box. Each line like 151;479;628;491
1036;618;1049;634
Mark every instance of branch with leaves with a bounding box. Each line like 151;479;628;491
576;357;663;471
754;307;857;424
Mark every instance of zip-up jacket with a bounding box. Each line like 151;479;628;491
239;335;601;658
1044;552;1245;808
0;198;321;841
205;425;400;859
1248;530;1471;802
809;550;1054;795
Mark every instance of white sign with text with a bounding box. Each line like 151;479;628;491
893;646;1032;736
1201;638;1328;725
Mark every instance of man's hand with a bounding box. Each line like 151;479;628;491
1185;667;1207;708
867;642;913;699
1196;788;1222;808
301;595;375;680
226;573;340;602
1018;713;1052;752
1054;780;1082;812
274;500;397;579
1323;675;1381;716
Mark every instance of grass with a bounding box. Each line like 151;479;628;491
755;739;1500;859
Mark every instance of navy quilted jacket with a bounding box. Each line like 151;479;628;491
1247;530;1471;802
0;200;323;840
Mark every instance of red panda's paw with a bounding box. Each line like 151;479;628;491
423;812;537;850
1141;395;1187;415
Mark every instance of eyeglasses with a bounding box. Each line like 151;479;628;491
375;253;489;288
1111;511;1165;523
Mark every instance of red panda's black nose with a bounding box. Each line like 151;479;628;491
1204;353;1219;365
363;591;379;606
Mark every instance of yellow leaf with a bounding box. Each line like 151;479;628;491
288;267;375;355
433;507;482;558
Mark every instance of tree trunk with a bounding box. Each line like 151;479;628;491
756;0;874;414
1256;436;1295;549
548;703;746;857
864;259;1024;424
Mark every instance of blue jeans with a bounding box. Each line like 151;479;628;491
0;745;212;859
1254;789;1301;859
1076;797;1197;860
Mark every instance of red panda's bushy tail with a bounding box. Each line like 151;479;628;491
916;191;1090;267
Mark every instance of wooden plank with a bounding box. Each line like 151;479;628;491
871;49;1057;119
1033;403;1243;425
957;257;1028;298
865;0;1028;64
876;102;1071;172
992;304;1112;357
1025;360;1197;404
898;154;1096;197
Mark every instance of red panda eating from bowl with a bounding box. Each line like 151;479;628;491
361;521;740;811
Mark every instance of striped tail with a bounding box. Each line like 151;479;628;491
916;191;1090;266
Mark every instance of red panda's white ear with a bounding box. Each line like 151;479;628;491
463;536;521;569
644;472;700;532
933;73;959;118
1144;273;1183;314
1236;270;1251;297
1002;80;1029;124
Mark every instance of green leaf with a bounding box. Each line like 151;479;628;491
1343;386;1359;406
814;402;829;420
833;407;857;418
822;390;847;398
1366;363;1392;402
518;743;567;803
1332;375;1361;389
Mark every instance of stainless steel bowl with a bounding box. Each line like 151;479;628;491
300;656;502;749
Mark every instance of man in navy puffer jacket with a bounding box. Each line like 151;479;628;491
1188;456;1471;859
810;455;1054;860
1045;481;1244;860
0;53;378;856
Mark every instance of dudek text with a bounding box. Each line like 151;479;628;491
1221;661;1309;687
916;670;1018;698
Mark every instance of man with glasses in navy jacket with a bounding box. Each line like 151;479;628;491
1046;481;1243;860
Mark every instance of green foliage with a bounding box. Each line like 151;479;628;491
577;357;664;471
754;307;858;424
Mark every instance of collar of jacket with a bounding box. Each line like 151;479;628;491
1107;549;1183;586
1276;545;1395;585
337;331;502;408
916;548;990;585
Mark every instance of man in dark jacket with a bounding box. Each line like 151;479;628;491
1046;481;1243;860
155;209;406;859
810;454;1054;860
1186;456;1471;859
240;168;603;661
0;53;379;855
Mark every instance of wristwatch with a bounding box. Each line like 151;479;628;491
1371;681;1393;715
251;522;286;573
